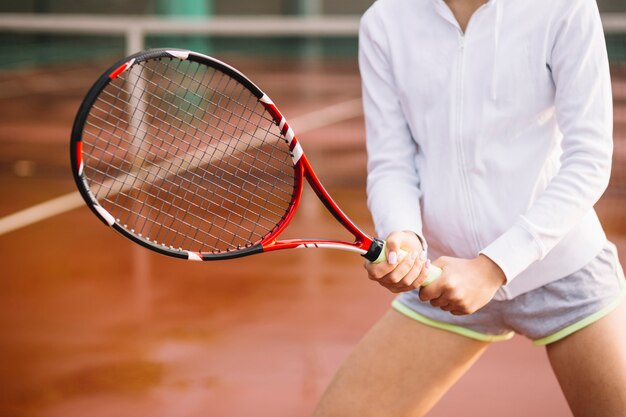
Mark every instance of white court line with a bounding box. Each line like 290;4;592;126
0;97;363;236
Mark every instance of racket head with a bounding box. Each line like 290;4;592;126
71;49;303;260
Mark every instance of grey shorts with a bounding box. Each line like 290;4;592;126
393;241;626;345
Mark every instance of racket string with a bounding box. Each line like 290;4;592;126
84;135;294;217
87;78;295;200
81;56;297;253
209;76;285;246
88;153;289;250
99;58;292;245
91;75;293;186
85;142;294;243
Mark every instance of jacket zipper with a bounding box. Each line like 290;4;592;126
455;32;483;253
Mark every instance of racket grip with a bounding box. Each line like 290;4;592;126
371;242;442;287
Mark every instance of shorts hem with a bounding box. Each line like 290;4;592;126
532;289;626;346
391;299;514;343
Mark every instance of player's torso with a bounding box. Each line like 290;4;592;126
370;0;562;256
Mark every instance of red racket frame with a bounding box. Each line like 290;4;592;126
71;49;385;262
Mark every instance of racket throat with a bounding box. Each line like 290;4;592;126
362;238;385;263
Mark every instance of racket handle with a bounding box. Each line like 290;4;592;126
371;243;442;287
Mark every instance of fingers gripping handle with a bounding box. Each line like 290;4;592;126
367;240;442;287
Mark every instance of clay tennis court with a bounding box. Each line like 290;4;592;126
0;53;625;417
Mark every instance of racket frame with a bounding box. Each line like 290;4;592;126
70;48;384;262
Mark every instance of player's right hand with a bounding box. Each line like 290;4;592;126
364;231;429;293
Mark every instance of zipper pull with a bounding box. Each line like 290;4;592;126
458;36;465;49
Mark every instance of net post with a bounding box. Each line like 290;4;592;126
126;27;145;55
295;0;323;62
362;238;385;263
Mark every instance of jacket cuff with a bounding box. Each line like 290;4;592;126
409;231;428;255
479;222;543;284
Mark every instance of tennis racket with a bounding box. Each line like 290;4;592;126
70;48;441;283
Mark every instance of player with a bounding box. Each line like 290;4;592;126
313;0;626;415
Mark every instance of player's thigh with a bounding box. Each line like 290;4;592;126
546;300;626;417
312;308;489;417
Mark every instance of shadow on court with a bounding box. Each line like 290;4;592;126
0;57;624;417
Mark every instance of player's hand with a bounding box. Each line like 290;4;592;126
364;231;429;293
418;255;506;315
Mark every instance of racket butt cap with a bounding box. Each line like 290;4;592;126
362;238;385;263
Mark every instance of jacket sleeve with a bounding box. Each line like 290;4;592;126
480;0;613;283
359;7;425;242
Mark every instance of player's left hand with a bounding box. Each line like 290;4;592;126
418;255;506;315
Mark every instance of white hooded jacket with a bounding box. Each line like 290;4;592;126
359;0;613;300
